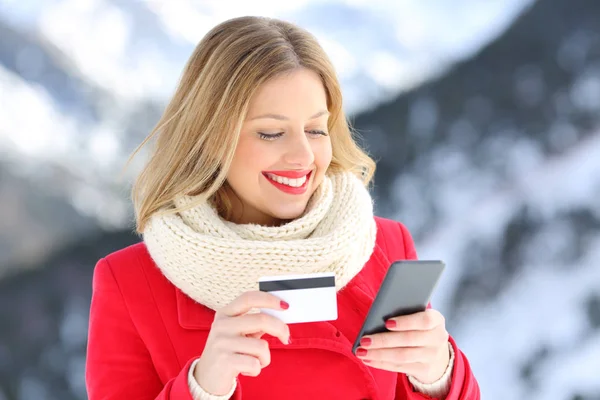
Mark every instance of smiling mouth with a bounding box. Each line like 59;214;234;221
263;172;309;187
262;170;313;194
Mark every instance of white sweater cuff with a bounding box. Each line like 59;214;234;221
187;358;237;400
408;342;455;400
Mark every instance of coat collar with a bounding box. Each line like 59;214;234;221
176;225;391;331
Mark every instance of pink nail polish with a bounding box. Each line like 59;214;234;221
280;301;289;310
360;337;372;347
385;319;397;329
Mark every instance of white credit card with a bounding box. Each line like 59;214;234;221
258;272;337;324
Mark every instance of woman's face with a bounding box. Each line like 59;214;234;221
226;68;333;226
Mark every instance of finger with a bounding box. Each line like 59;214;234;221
246;331;265;339
359;359;426;376
229;353;263;377
355;346;434;364
217;291;289;318
386;309;445;331
216;312;290;344
215;336;271;368
359;329;440;350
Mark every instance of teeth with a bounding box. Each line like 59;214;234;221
266;173;308;187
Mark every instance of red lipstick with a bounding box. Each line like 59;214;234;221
262;169;312;179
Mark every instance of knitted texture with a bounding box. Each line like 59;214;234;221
143;172;377;310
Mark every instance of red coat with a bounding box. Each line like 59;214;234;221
86;217;480;399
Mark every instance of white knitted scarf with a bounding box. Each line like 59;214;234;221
143;172;377;311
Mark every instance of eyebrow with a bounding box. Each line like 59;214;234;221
248;110;330;121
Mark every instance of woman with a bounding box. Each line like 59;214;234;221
85;16;480;400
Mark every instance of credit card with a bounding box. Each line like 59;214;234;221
258;272;337;324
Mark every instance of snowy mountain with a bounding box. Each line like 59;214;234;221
1;0;599;399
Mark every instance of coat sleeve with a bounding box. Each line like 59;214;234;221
86;258;243;399
394;223;481;400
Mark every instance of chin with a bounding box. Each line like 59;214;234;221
269;204;309;221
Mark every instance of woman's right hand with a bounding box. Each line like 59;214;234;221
193;291;291;396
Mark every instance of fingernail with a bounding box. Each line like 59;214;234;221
356;348;368;357
360;337;372;347
287;336;292;345
363;359;372;364
280;301;289;310
385;319;397;329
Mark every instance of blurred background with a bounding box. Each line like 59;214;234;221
0;0;599;399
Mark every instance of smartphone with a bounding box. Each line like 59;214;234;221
352;260;445;353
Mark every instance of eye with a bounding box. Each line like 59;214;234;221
257;130;328;141
307;129;328;137
258;132;284;141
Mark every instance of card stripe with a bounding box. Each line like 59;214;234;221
259;276;335;291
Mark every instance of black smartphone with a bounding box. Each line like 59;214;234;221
352;260;445;353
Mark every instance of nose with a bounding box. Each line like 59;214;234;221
282;131;315;167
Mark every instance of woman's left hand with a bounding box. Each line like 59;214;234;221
355;309;451;384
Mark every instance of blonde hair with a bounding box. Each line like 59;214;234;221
129;16;375;234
